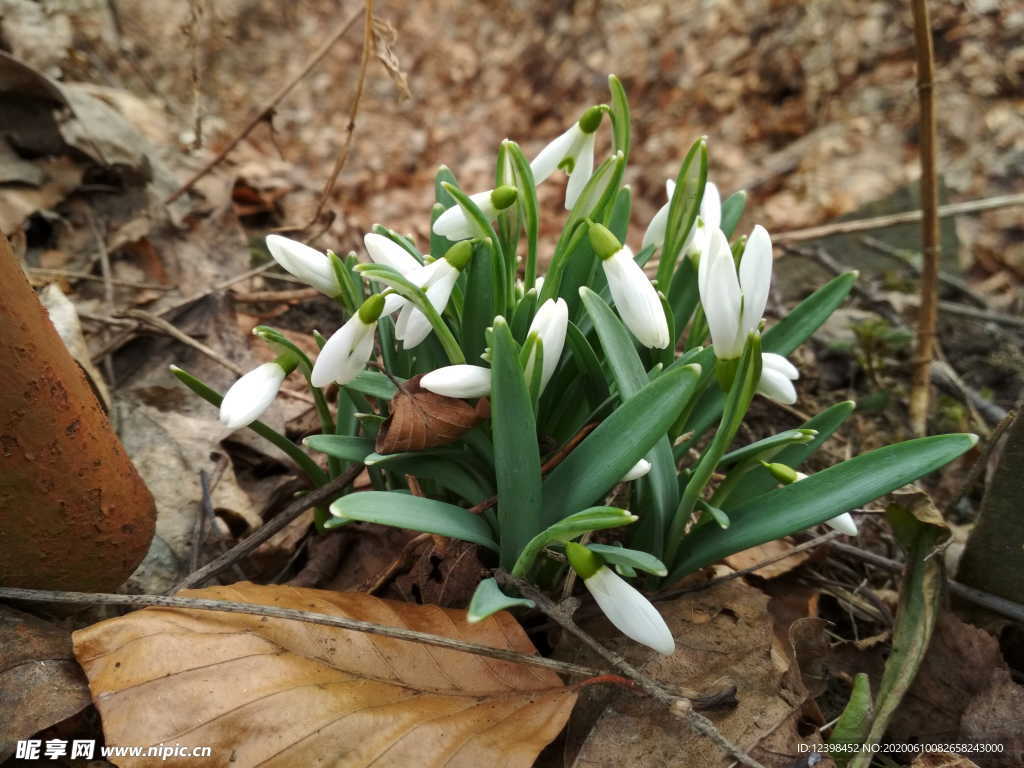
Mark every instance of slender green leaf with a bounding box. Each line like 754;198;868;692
505;141;539;289
328;491;498;551
563;321;610;410
667;433;977;583
608;74;631;160
467;578;534;623
345;369;398;400
304;435;373;463
829;673;873;767
586;543;667;576
491;317;543;568
461;239;498;363
718;429;817;469
511;507;637;577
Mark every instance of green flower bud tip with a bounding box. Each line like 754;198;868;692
443;240;474;271
761;461;798;485
490;185;518;211
357;293;386;324
578;105;603;134
588;221;622;260
565;541;603;580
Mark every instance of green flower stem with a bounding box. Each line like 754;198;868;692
170;365;328;487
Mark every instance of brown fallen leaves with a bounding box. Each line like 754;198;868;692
72;583;576;767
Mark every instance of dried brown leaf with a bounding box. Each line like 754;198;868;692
72;582;576;767
0;606;91;759
376;378;485;454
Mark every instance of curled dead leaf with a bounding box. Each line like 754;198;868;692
376;376;487;454
72;582;575;767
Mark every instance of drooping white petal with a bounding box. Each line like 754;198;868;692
382;292;407;316
602;247;670;349
219;362;286;430
363;233;421;275
529;125;581;184
398;263;460;349
621;458;652;482
738;224;773;336
825;512;859;536
757;366;798;404
761;352;799;380
310;316;375;387
528;298;569;391
265;235;340;297
564;131;596;210
697;227;728;303
702;240;743;358
642;180;677;251
431;190;497;241
584;567;675;655
421;365;492;398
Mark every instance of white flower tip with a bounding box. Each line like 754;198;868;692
826;513;859;536
621;458;652;482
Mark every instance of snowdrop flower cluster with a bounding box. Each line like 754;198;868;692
184;77;973;657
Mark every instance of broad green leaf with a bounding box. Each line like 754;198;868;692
461;239;498;363
542;362;702;529
719;190;747;239
368;453;492;504
170;365;327;486
467;578;534;623
667;433;977;583
511;507;637;577
491;317;543;568
563;321;610;411
505;141;540;289
328;491;498;551
666;334;762;568
666;256;700;345
586;544;667;577
678;271;857;447
829;673;873;767
579;287;682;559
724;400;856;508
304;435;374;463
345;369;399;400
657;137;707;287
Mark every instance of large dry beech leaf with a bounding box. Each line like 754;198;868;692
376;377;487;454
72;583;576;767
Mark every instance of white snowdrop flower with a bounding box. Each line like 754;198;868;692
567;542;675;655
590;223;670;349
762;465;859;536
641;180;721;256
310;294;384;388
364;232;424;315
621;458;652;482
530;106;603;209
265;234;341;297
524;298;569;393
421;365;492;399
431;185;518;242
393;241;473;349
219;361;288;430
757;352;799;404
698;224;772;360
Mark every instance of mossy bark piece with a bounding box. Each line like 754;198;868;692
957;411;1024;603
0;233;155;591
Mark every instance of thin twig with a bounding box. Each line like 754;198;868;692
165;9;362;204
230;287;320;303
859;236;987;308
300;0;375;231
26;267;172;291
936;300;1024;330
772;193;1024;244
171;464;364;592
831;541;1024;624
86;209;117;386
0;586;609;681
499;572;765;768
909;0;941;437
